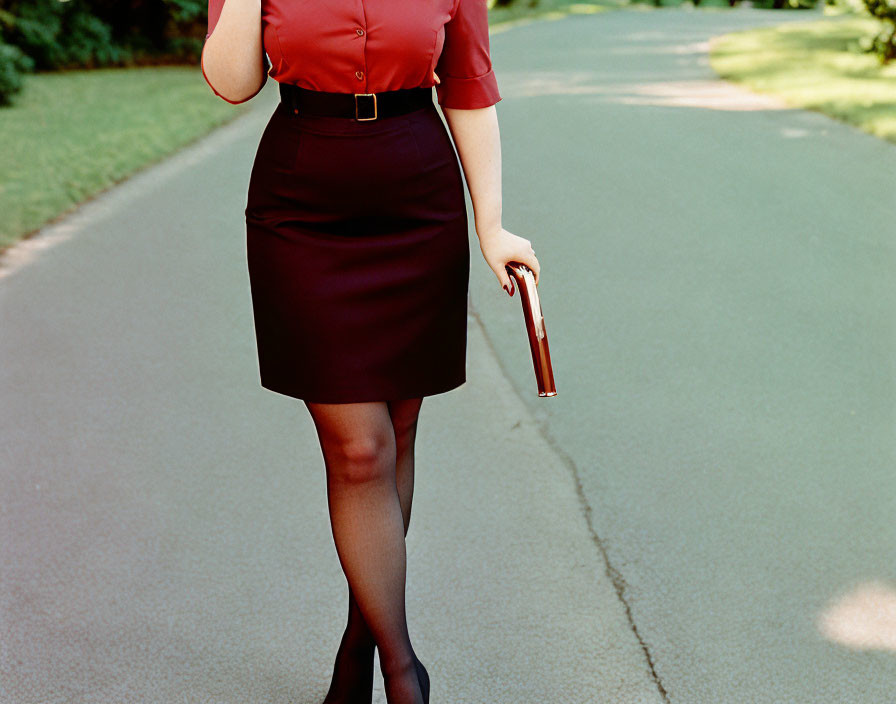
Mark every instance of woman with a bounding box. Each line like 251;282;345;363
201;1;541;702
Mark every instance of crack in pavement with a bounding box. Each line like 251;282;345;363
467;297;671;703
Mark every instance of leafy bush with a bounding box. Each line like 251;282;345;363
0;35;34;106
861;0;896;62
1;0;122;70
0;1;208;71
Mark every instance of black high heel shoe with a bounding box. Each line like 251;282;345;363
413;654;430;704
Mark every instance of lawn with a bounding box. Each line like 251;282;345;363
709;11;896;145
0;66;242;251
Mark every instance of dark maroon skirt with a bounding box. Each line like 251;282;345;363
244;94;470;403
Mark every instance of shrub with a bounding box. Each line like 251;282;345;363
0;36;34;106
2;0;122;71
861;0;896;63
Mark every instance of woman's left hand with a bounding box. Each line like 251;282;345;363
478;227;540;297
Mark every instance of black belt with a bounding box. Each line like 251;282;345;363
279;82;433;121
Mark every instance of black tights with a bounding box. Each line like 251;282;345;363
304;397;425;704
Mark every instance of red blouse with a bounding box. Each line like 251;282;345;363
202;0;502;110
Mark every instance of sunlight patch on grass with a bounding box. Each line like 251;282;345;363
489;0;615;33
709;17;896;144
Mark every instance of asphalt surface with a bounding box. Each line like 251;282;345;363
2;5;895;703
475;5;896;703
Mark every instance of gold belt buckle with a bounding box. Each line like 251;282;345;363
354;93;377;121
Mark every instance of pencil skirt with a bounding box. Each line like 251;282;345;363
244;96;470;404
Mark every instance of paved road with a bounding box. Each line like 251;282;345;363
2;68;663;704
477;5;896;703
2;9;664;703
2;5;894;703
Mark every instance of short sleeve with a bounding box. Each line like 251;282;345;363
201;0;269;104
434;0;502;110
206;0;224;40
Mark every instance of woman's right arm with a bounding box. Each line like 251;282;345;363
201;0;267;104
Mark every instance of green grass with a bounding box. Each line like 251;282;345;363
0;66;244;251
488;0;622;28
709;13;896;145
626;0;751;8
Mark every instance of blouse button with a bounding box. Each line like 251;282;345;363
356;28;364;36
355;70;364;80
